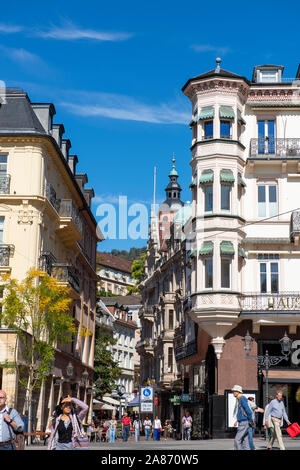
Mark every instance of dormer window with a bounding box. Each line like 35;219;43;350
253;66;283;84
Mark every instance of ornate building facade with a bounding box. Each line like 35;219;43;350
182;60;300;436
0;89;100;428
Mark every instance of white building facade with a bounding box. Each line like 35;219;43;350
182;61;300;436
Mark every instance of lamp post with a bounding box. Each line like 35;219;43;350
242;330;293;407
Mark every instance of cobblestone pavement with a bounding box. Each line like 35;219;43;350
26;436;300;450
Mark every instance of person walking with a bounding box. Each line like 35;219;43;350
143;416;152;441
121;412;131;442
47;395;88;450
232;385;253;450
133;417;142;442
0;390;24;451
263;396;275;444
247;397;264;450
108;415;117;443
182;411;193;441
153;416;161;441
265;392;291;450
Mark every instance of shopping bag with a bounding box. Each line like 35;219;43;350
286;422;300;438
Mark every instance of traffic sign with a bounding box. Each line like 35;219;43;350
140;386;153;401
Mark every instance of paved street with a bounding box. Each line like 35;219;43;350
26;436;300;451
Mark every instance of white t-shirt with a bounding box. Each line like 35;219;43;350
143;419;152;429
154;419;161;429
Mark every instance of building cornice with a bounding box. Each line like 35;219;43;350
190;138;246;152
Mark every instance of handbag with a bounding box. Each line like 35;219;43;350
73;414;89;450
7;409;25;451
286;422;300;439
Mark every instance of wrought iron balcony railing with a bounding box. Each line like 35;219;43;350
250;138;300;158
0;175;10;194
290;211;300;242
51;263;80;293
39;251;57;275
58;199;83;234
46;183;60;212
241;292;300;312
0;244;14;266
175;339;197;361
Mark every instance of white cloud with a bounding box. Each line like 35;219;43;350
35;21;132;42
0;45;51;76
191;44;232;55
0;23;23;34
59;91;190;124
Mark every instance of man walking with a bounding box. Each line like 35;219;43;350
232;385;253;450
247;397;264;450
0;390;24;450
265;392;291;450
121;412;131;442
133;416;142;442
143;416;152;441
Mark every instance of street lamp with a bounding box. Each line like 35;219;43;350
242;330;293;407
82;369;89;386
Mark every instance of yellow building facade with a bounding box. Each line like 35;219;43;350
0;90;101;429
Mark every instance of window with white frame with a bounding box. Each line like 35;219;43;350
204;258;213;288
258;254;279;293
258;184;278;218
221;257;231;289
221;184;231;211
204;184;213;212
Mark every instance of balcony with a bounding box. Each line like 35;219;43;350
139;306;154;322
0;175;10;194
174;323;185;339
250;138;300;158
56;199;83;245
175;339;197;362
136;338;154;356
0;244;14;272
240;292;300;313
290;211;300;243
51;263;81;299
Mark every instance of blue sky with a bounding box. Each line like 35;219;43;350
1;0;300;252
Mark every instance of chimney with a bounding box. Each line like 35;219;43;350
68;154;78;175
51;123;65;148
84;188;95;208
31;103;56;133
61;139;71;160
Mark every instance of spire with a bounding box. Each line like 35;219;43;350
169;153;178;177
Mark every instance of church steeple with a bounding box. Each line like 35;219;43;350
164;154;183;206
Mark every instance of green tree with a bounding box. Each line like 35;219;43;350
131;254;146;283
0;268;75;441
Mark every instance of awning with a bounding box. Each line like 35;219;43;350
199;241;213;256
238;244;246;258
220;169;235;183
262;370;300;383
238;172;246;187
127;396;140;407
100;404;118;411
102;396;120;406
198;106;214;120
237;109;246;125
199;169;214;184
189;175;197;188
219;106;235;119
220;241;235;255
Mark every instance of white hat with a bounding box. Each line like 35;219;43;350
231;385;243;393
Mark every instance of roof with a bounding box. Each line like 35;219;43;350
0;92;46;134
97;251;133;274
182;68;250;92
101;295;142;306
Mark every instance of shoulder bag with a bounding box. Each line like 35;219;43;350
7;409;25;451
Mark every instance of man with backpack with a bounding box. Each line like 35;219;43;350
0;390;24;450
232;385;254;450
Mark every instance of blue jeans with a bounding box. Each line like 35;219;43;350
145;428;151;440
154;428;160;441
134;429;139;442
109;429;116;443
248;426;255;450
0;444;13;450
122;425;130;442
